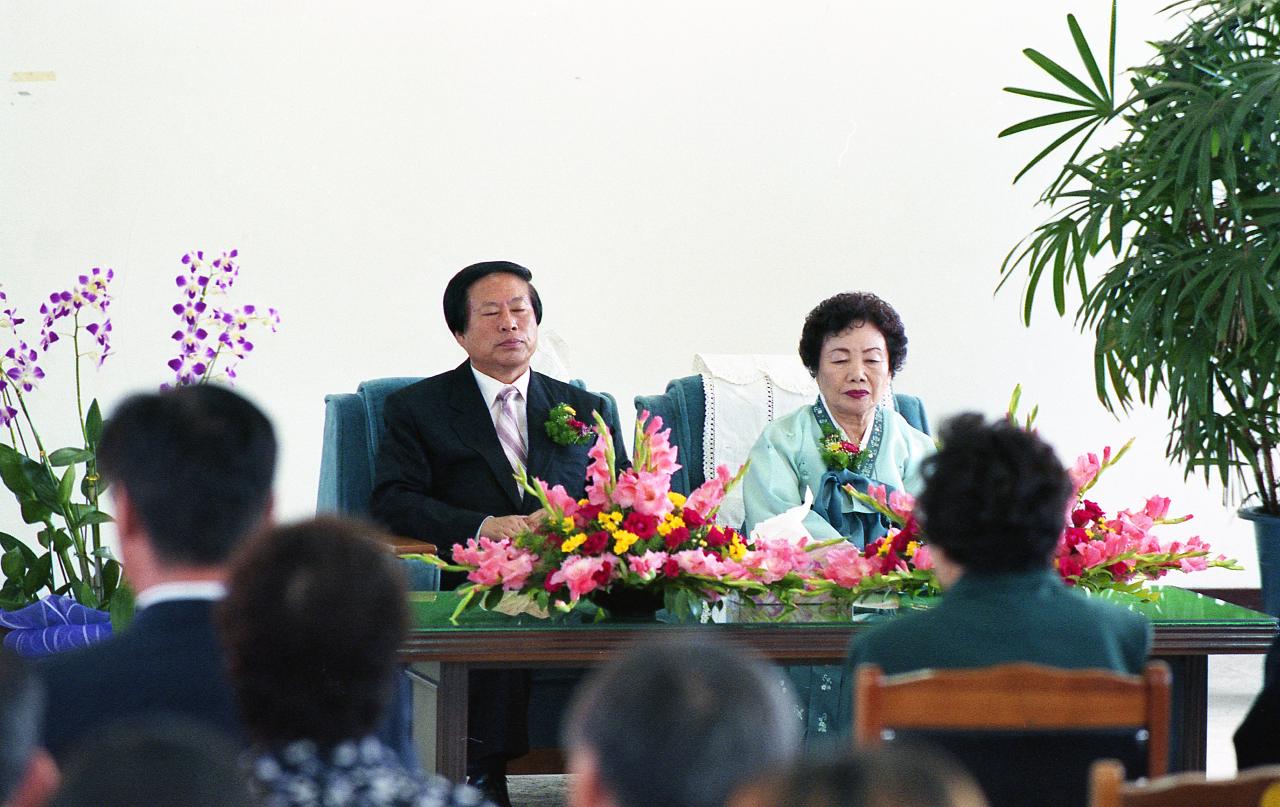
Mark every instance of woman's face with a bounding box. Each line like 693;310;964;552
816;322;891;430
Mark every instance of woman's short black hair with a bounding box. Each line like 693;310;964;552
219;517;409;747
917;414;1072;574
798;292;907;376
442;260;543;335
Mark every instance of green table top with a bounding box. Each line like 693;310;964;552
407;585;1275;632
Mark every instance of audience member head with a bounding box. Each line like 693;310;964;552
442;260;543;336
563;636;799;807
219;516;409;748
730;746;988;807
98;384;276;569
0;651;58;807
50;717;253;807
917;413;1072;578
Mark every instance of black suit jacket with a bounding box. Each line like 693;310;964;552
370;362;629;552
36;598;241;761
1235;635;1280;768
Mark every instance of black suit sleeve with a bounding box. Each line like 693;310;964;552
370;391;488;543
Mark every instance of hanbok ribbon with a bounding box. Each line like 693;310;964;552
0;594;112;658
814;470;894;550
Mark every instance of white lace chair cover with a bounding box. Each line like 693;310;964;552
691;354;817;530
529;328;573;381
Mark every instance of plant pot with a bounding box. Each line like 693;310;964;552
590;587;664;621
1239;507;1280;618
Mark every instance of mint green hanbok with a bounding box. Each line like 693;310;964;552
741;400;934;749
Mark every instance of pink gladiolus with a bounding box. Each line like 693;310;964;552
865;483;889;508
673;549;729;577
1068;452;1101;493
822;545;875;587
584;435;613;506
912;543;934;570
685;465;733;518
452;537;537;590
639;411;682;476
1143;496;1171;520
541;482;580;517
887;490;916;517
550;554;617;600
612;470;639;509
630;470;674;517
744;536;815;583
625;550;668;581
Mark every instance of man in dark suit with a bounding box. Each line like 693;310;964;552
37;385;276;761
371;260;627;805
1234;636;1280;768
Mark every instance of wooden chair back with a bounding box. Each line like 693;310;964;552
854;661;1172;778
1090;759;1280;806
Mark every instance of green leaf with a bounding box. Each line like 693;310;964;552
998;108;1097;138
0;444;35;498
1067;14;1110;102
73;579;100;609
0;532;37;565
22;553;52;596
1003;86;1094;106
1010;117;1098;185
1;547;25;579
57;465;76;505
102;558;121;600
20;499;52;525
48;447;94;467
1022;48;1106;107
85;399;103;446
50;530;75;553
74;508;113;526
109;581;136;632
91;546;116;560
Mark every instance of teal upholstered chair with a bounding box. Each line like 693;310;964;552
317;375;619;770
635;374;930;495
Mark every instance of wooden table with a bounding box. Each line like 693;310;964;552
400;587;1277;780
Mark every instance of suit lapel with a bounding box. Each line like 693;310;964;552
448;363;523;509
524;373;557;489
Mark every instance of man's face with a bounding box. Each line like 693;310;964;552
454;272;539;383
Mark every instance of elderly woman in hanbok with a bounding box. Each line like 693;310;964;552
742;291;933;546
740;291;935;750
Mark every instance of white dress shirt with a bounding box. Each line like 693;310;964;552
133;580;227;611
470;364;531;473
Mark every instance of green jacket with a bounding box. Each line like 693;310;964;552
847;568;1152;677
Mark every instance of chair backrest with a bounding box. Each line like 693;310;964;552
855;662;1171;807
1090;759;1280;807
635;373;929;497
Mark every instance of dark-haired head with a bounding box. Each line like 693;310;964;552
798;292;907;377
219;516;409;747
98;385;276;566
442;260;543;336
564;636;798;807
918;414;1072;574
730;746;988;807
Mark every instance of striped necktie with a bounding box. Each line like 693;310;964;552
495;385;527;469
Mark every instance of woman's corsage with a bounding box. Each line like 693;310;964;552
545;403;596;446
819;428;863;471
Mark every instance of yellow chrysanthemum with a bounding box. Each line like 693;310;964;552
877;541;892;557
727;538;747;562
560;516;575;532
578;498;589;506
905;541;919;558
563;405;577;416
561;533;587;553
667;491;687;507
612;530;640;554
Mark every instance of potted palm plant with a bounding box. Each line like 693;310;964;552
998;0;1280;613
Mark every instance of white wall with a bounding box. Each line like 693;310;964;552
2;1;1252;586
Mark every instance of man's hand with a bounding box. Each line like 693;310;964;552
478;515;532;540
524;508;550;530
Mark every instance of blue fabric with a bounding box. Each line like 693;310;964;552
0;594;112;658
813;471;894;550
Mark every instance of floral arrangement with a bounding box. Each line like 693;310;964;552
0;251;278;622
846;430;1240;602
544;403;595;447
423;413;944;623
